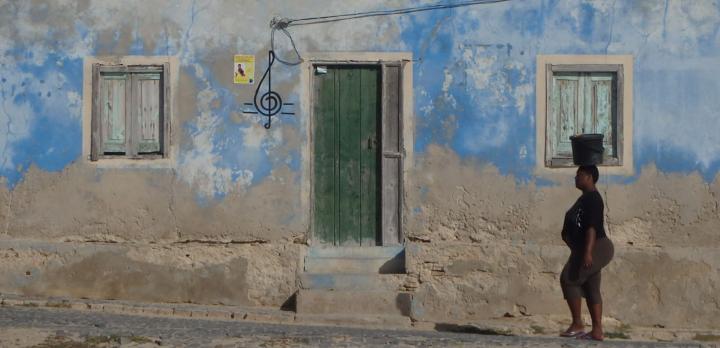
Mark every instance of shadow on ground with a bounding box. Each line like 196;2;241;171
435;323;514;336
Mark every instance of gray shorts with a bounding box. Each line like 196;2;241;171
560;237;614;304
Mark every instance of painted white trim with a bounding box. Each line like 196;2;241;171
535;55;634;178
82;56;179;168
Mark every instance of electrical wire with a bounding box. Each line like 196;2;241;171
280;0;510;26
270;27;303;66
255;0;511;128
268;0;511;65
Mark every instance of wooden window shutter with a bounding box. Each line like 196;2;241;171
380;63;403;245
586;73;615;157
132;71;162;155
548;72;581;161
91;64;100;161
98;69;129;155
162;62;170;158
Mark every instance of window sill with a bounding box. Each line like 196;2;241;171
87;157;174;169
534;162;634;181
546;157;621;168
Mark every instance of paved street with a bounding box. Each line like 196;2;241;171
0;306;712;347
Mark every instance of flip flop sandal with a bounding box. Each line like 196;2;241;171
559;330;585;338
576;332;604;341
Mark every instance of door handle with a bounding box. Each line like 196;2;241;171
367;137;377;149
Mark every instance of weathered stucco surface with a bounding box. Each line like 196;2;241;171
1;164;303;243
404;145;720;328
0;240;300;307
1;0;719;332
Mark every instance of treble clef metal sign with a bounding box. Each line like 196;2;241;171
253;50;282;129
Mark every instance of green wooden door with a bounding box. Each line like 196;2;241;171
313;66;380;246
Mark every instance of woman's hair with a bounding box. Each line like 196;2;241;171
578;165;599;183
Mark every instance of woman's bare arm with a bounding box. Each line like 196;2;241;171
583;226;596;268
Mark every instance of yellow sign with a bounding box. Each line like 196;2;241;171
234;55;255;84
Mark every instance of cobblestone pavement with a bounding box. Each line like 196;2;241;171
0;306;714;348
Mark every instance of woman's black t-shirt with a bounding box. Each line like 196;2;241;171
562;190;607;250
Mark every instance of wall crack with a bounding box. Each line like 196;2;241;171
174;239;269;245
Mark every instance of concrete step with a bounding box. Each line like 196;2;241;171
296;289;412;316
299;273;405;291
303;256;405;274
307;246;404;259
295;313;412;329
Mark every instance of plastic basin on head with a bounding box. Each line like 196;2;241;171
570;134;604;165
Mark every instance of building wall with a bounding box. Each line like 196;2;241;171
0;0;719;329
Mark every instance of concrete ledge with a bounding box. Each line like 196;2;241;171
0;239;300;308
0;294;295;324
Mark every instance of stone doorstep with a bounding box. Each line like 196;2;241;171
299;273;406;291
304;256;405;274
307;246;405;259
295;313;413;329
304;246;406;274
296;289;412;316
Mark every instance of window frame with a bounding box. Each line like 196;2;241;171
91;63;170;161
545;63;624;167
535;55;633;176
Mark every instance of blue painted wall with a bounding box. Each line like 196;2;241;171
405;0;720;182
1;0;719;198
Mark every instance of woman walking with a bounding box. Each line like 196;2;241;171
559;165;614;341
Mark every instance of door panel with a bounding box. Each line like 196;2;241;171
337;68;362;244
359;68;380;245
381;65;402;245
314;66;379;246
313;68;337;244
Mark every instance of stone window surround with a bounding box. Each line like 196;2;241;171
535;55;634;177
82;56;179;168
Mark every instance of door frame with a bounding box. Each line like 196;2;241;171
300;52;414;247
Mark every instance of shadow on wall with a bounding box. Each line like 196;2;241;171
280;291;297;312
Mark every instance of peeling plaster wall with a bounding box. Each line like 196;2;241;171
404;146;720;329
0;0;719;329
397;0;720;329
0;0;413;308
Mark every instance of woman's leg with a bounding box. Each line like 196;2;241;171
566;297;584;332
560;258;585;334
584;272;603;339
583;238;614;339
588;302;603;338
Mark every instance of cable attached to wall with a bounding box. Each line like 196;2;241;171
279;0;509;27
246;0;510;128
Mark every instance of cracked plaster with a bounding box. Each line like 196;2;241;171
0;0;719;331
405;145;720;328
